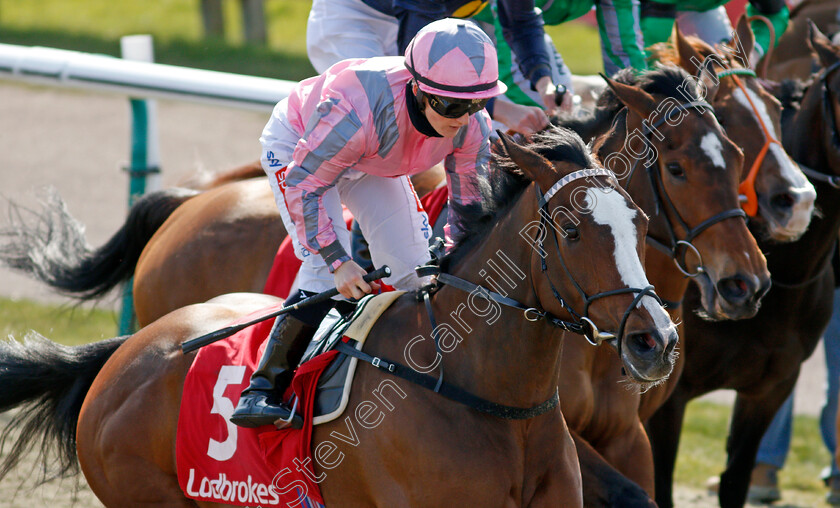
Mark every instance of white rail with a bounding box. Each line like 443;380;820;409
0;42;296;111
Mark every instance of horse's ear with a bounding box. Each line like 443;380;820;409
807;20;840;69
674;22;709;74
496;130;556;190
730;15;755;69
602;75;659;119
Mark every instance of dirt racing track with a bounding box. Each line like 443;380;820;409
0;81;829;507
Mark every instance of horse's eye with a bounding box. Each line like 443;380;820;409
666;162;685;178
563;224;580;241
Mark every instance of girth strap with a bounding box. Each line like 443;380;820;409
334;340;561;420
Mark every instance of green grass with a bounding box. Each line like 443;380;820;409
0;0;316;80
545;22;604;76
0;297;118;347
675;400;830;506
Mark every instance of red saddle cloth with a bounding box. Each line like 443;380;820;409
176;304;335;508
262;185;449;298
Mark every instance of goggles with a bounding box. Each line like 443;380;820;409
426;94;489;118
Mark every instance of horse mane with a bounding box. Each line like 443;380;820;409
775;78;808;130
776;78;807;109
556;65;700;141
440;127;594;270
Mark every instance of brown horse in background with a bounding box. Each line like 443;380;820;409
647;23;840;508
631;16;818;423
553;63;769;503
761;0;840;81
0;131;678;507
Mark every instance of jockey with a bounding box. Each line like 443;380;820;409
471;0;648;113
306;0;557;136
641;0;788;62
230;18;506;429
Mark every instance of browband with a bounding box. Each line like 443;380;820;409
539;168;615;207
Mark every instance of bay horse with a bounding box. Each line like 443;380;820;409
0;66;768;506
649;15;816;247
551;64;769;502
0;130;678;507
631;15;819;425
647;22;840;508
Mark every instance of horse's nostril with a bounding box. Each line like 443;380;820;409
629;332;657;353
770;192;796;211
717;277;751;304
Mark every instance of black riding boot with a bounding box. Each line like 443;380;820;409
230;314;315;429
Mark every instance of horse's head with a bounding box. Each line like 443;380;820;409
498;129;677;384
671;18;816;243
595;67;770;320
803;20;840;170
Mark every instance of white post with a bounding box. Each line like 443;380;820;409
118;34;161;334
120;35;162;193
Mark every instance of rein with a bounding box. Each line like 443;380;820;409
624;100;747;276
340;169;662;420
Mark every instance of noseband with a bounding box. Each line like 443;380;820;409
532;168;660;350
715;67;784;217
624;99;747;277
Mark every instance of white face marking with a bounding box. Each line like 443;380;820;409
585;188;675;332
732;87;816;229
700;133;726;169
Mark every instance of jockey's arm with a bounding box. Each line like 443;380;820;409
442;112;493;250
497;0;558;110
284;100;368;274
392;0;447;54
596;0;650;74
640;0;678;48
746;0;789;57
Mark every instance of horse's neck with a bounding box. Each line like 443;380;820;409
644;246;690;305
772;80;840;278
432;187;564;407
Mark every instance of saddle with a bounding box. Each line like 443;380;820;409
296;290;405;425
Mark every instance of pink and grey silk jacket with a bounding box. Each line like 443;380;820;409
263;56;492;271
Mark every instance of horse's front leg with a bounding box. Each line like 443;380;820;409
646;388;690;508
719;378;798;508
572;431;654;507
599;420;656;497
526;423;583;508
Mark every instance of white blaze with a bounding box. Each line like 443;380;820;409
732;87;813;190
732;87;816;228
585;188;674;332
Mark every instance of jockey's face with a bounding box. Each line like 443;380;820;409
422;96;471;138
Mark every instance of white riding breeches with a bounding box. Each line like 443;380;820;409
676;6;734;47
261;101;432;295
307;0;400;73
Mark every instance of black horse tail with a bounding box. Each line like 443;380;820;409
0;333;128;482
0;187;199;300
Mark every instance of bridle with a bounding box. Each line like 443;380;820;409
798;60;840;189
772;60;840;289
715;66;785;217
340;168;665;421
622;99;747;277
420;168;661;352
532;168;660;352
